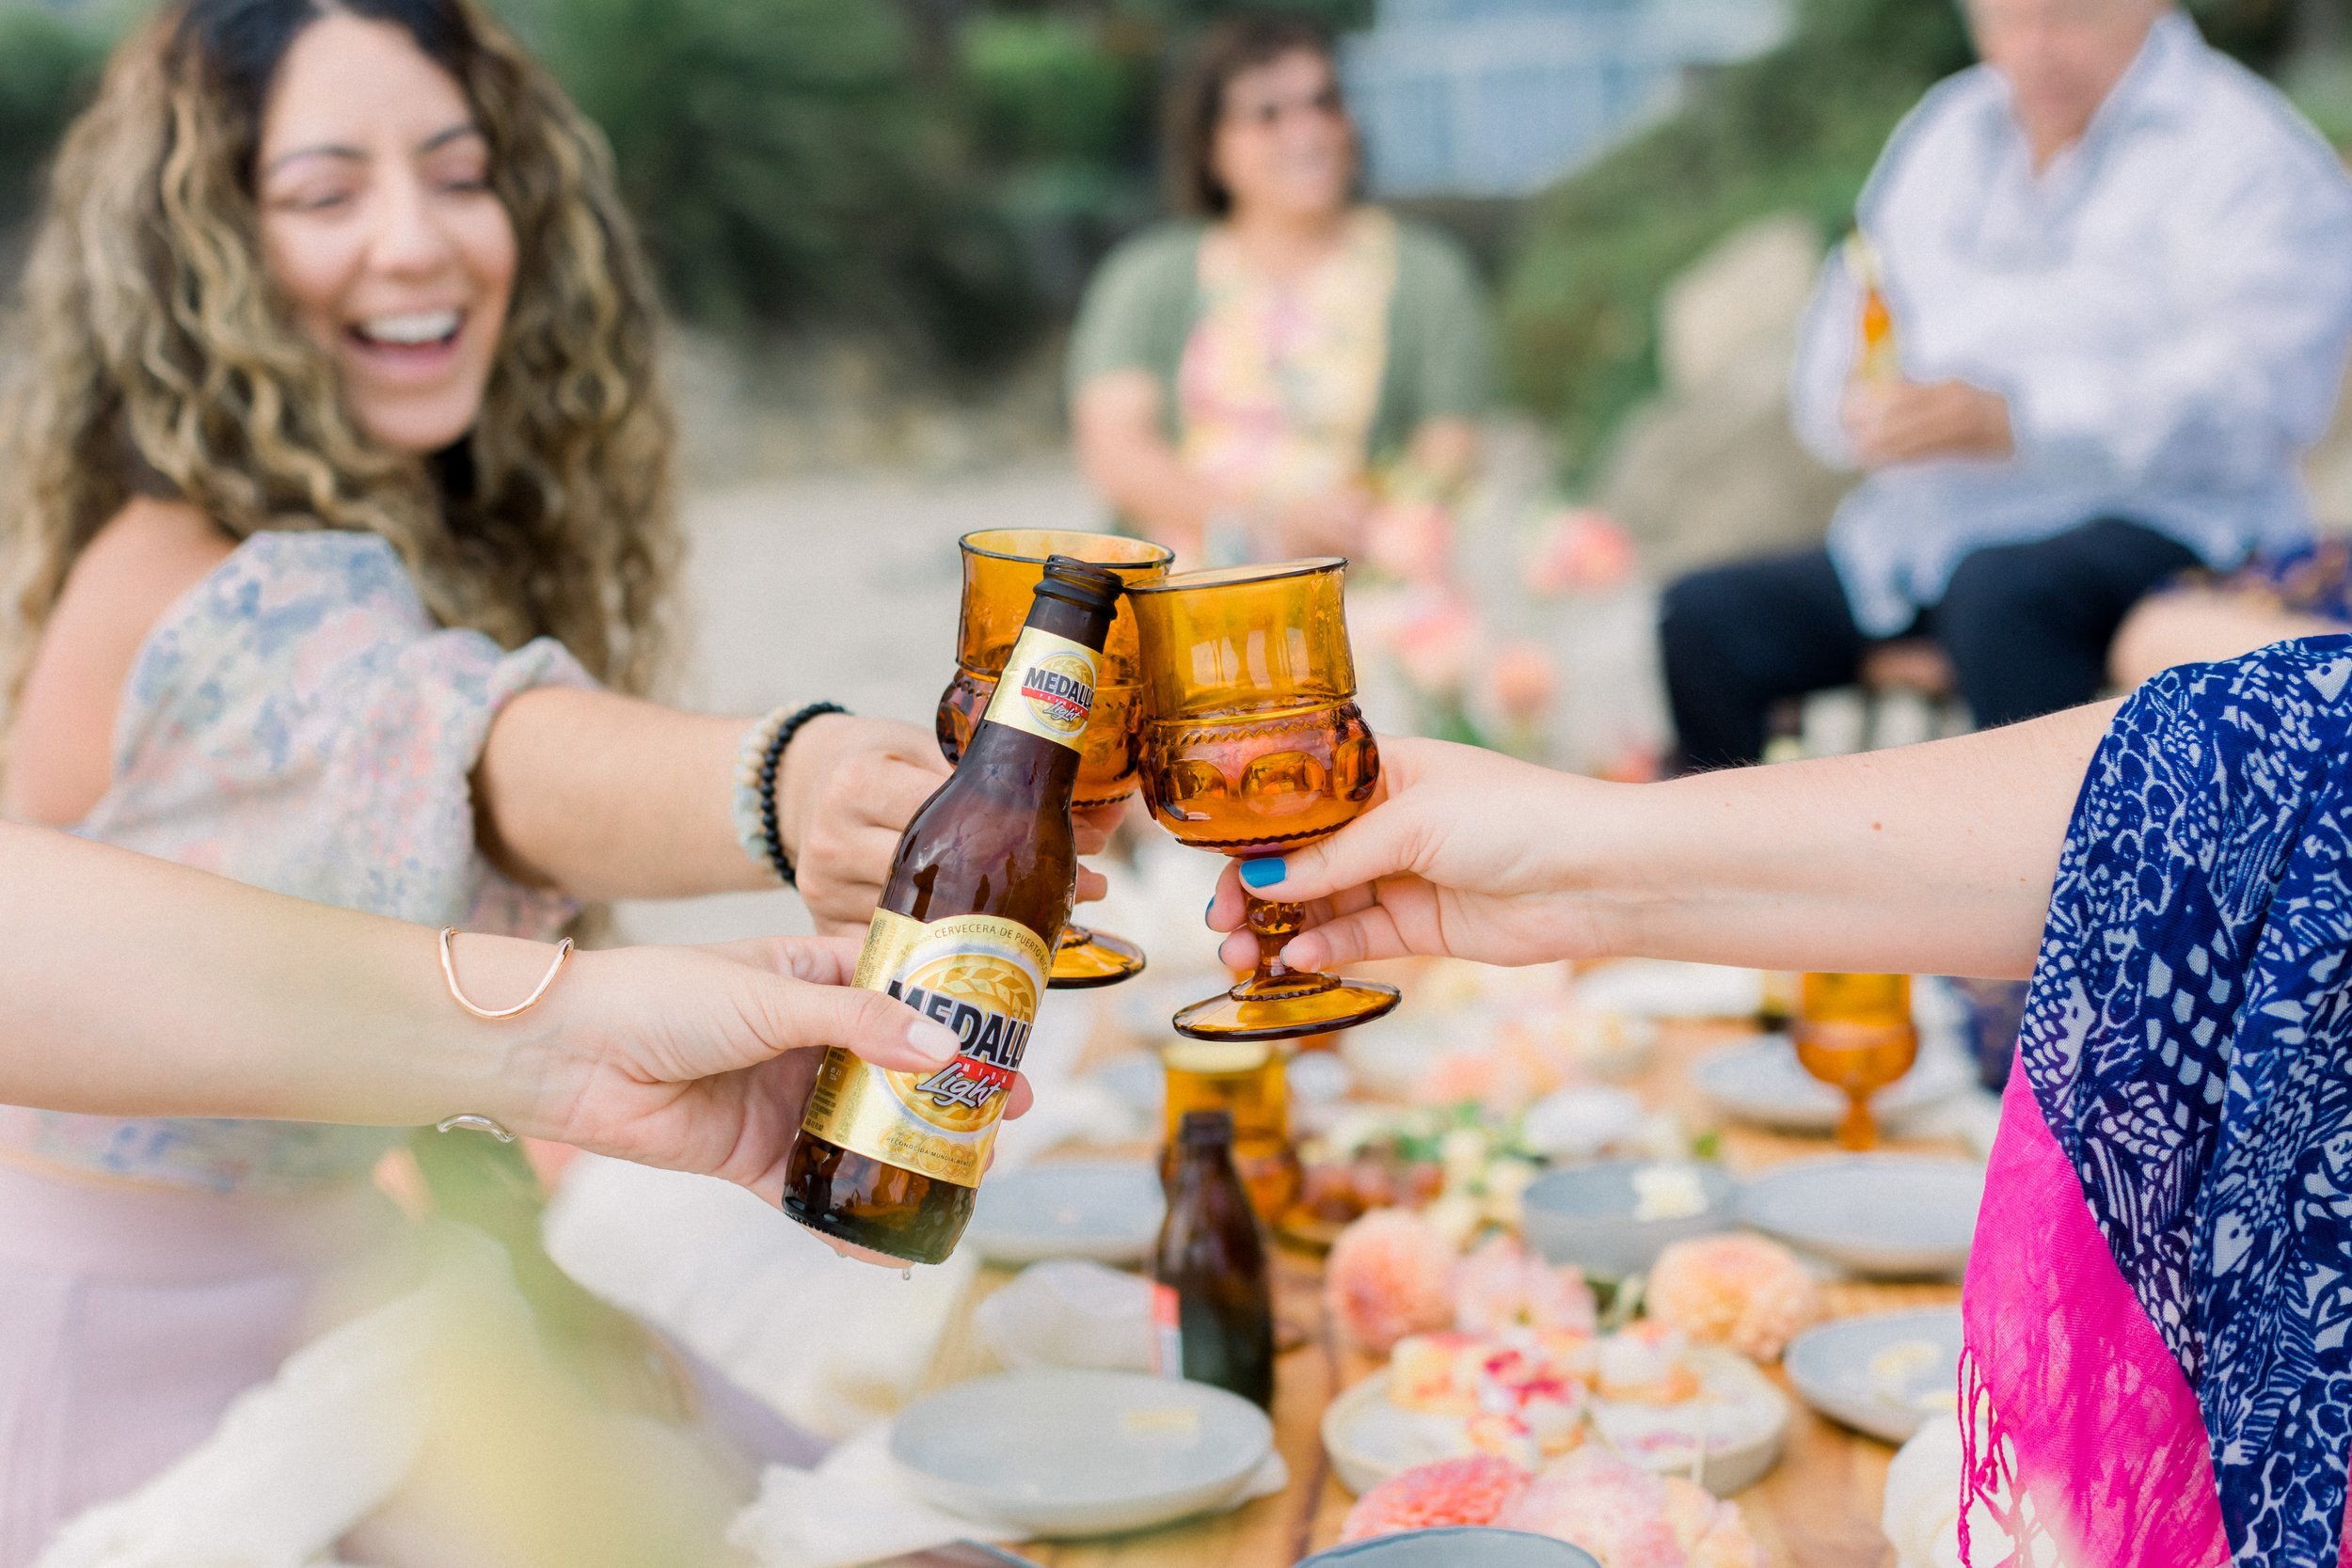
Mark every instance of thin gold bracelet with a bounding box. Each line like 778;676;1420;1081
438;927;575;1021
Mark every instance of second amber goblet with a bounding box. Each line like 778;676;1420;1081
940;528;1173;989
1793;972;1918;1149
1129;558;1401;1041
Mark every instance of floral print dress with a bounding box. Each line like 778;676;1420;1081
0;528;589;1561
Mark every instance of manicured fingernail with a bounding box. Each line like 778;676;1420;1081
1240;857;1288;891
1205;891;1217;918
907;1017;960;1064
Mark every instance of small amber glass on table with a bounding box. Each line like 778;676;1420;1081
1128;557;1401;1041
1793;972;1918;1149
1159;1038;1301;1224
939;528;1174;989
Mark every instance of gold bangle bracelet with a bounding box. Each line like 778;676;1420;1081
438;928;575;1021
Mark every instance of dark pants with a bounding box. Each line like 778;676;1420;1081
1660;517;2201;769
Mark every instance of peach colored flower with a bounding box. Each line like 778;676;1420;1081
1488;639;1559;724
1454;1235;1599;1338
1645;1233;1822;1362
1326;1209;1458;1353
1340;1454;1530;1543
1388;590;1481;694
1525;508;1638;597
1367;498;1454;583
1498;1447;1687;1568
1689;1511;1769;1568
1413;1048;1512;1112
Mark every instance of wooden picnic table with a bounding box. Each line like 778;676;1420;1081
920;1017;1970;1568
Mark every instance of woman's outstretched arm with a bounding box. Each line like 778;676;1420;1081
0;822;1003;1203
1210;701;2117;981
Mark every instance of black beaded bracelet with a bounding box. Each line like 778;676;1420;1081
756;702;847;886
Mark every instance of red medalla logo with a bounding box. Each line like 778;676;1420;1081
884;951;1039;1131
1019;651;1095;736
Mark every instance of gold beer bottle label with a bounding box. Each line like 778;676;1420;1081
980;626;1101;752
800;909;1051;1187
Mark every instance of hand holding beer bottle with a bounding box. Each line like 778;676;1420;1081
782;557;1126;1264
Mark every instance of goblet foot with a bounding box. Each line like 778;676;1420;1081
1047;924;1148;989
1172;974;1400;1041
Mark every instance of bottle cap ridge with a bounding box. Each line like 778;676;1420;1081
1035;555;1125;613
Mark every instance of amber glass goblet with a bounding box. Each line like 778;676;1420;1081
939;528;1173;989
1793;972;1918;1149
1129;558;1400;1041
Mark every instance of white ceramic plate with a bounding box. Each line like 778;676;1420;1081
1740;1156;1985;1278
1319;1370;1478;1497
1322;1348;1787;1498
962;1162;1165;1267
891;1369;1272;1537
1689;1035;1974;1134
1785;1307;1964;1444
1588;1346;1790;1495
1570;960;1765;1020
1299;1529;1601;1567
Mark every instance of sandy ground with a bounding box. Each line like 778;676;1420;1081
610;462;1104;949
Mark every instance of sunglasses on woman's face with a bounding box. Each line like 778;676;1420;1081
1225;85;1346;130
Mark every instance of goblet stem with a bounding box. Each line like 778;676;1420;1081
1836;1091;1878;1151
1233;892;1336;1003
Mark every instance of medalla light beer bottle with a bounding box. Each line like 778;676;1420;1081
782;556;1124;1263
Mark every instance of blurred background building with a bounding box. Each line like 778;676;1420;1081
1342;0;1794;198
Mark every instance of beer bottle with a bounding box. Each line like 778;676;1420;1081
782;556;1124;1264
1152;1109;1276;1409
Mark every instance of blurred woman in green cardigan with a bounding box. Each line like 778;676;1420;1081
1068;13;1495;566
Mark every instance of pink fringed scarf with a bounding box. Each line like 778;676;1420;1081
1961;1067;2352;1567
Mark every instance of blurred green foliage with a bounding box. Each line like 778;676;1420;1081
507;0;1036;364
964;12;1136;166
1497;0;1972;477
0;6;109;228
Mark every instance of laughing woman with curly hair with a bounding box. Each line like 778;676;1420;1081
0;0;962;1553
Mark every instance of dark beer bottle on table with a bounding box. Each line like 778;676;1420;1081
781;557;1124;1264
1152;1108;1276;1409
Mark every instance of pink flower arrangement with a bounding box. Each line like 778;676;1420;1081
1326;1209;1459;1353
1525;508;1638;597
1453;1235;1598;1338
1497;1448;1766;1568
1366;498;1454;584
1645;1234;1822;1362
1340;1454;1530;1543
1386;589;1481;695
1488;640;1559;726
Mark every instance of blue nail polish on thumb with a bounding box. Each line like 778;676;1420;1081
1239;856;1287;891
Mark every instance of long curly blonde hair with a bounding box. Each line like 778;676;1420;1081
0;0;677;710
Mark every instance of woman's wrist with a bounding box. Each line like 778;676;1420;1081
1544;773;1691;962
403;929;580;1137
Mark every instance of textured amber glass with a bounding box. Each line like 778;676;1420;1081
939;530;1172;812
1794;972;1918;1150
935;529;1171;992
1160;1039;1301;1224
1129;559;1399;1041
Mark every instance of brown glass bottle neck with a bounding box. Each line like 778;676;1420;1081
960;593;1115;784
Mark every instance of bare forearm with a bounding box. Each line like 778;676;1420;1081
0;824;547;1125
474;686;762;900
1073;376;1226;560
1080;433;1221;557
1598;704;2112;975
